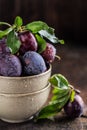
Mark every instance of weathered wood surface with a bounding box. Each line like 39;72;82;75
0;116;87;130
0;44;87;130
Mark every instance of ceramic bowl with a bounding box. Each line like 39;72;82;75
0;65;51;94
0;83;51;123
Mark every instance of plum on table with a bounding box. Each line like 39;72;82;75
64;94;84;118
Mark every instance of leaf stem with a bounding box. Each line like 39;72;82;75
0;22;11;27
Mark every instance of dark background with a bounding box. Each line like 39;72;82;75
0;1;87;129
0;0;87;45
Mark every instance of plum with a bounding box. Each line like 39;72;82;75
64;94;84;118
0;54;22;76
18;31;38;55
21;51;47;76
0;38;11;54
41;43;56;63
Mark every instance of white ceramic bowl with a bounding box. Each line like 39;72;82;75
0;83;51;123
0;65;51;94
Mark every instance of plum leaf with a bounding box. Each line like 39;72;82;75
38;30;59;43
70;90;75;102
0;27;14;39
36;88;70;120
26;21;64;44
35;34;46;53
36;103;62;120
52;88;70;101
35;74;73;121
14;16;23;28
49;74;69;89
25;21;49;33
7;30;21;54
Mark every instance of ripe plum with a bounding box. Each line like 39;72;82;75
18;31;38;55
0;38;10;54
0;54;22;76
22;51;47;76
41;43;56;63
64;94;84;118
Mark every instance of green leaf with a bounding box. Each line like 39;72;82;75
25;21;49;33
50;94;70;109
51;88;70;101
36;102;61;120
48;27;55;35
70;90;75;102
50;96;68;105
35;34;46;53
56;94;70;109
26;21;64;44
14;16;23;28
0;27;14;39
36;93;70;120
35;74;72;121
49;74;69;89
52;87;68;95
7;30;21;54
38;30;59;43
58;40;64;44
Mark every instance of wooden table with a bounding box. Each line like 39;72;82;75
0;44;87;130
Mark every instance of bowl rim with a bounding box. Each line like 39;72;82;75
0;65;51;80
0;83;51;97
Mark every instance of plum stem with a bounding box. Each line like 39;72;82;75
69;84;81;94
55;55;61;60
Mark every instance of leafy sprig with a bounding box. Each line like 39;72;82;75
0;16;64;54
35;74;76;121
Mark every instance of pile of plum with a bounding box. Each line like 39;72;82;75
0;30;56;77
0;31;56;77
